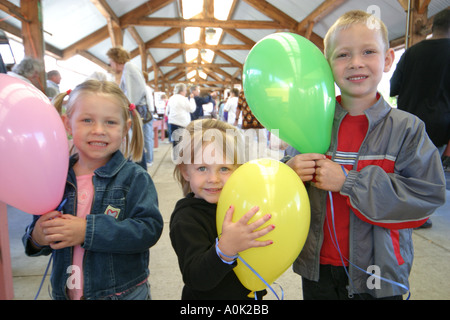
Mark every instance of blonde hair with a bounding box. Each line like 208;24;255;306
324;10;389;59
173;119;244;196
106;46;131;64
53;80;144;162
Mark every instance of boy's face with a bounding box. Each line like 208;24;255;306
327;23;394;103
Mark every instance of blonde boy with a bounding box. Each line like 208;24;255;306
285;10;445;299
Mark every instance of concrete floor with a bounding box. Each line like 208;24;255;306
6;139;450;300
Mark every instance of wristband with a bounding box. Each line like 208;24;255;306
25;225;45;248
215;237;238;264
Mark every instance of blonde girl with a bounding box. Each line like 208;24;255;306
53;80;144;163
169;119;274;300
23;80;163;300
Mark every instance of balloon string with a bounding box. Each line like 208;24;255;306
237;256;284;300
327;190;410;299
35;252;53;300
34;198;66;300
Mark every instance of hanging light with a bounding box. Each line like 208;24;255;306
205;28;216;41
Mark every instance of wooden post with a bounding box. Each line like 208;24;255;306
20;0;46;92
403;0;429;49
0;202;14;300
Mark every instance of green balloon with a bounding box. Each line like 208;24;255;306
243;32;335;154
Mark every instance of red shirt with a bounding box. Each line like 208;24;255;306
320;114;368;266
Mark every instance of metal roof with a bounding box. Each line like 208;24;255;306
0;0;448;91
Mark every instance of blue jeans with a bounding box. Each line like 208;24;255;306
143;119;154;163
101;282;151;300
169;123;183;147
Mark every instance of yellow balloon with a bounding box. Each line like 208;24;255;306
216;159;310;292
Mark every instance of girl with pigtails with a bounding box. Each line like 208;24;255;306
23;80;163;300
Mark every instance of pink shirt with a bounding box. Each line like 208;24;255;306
68;173;94;300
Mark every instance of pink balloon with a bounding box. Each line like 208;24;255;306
0;74;68;215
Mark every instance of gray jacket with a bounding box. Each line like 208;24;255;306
285;96;446;298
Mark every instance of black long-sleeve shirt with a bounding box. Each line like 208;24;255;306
169;193;265;300
390;38;450;147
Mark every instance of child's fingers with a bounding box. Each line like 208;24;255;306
251;238;274;248
38;210;62;223
49;240;69;250
221;205;235;229
40;217;66;229
250;222;275;240
238;206;260;224
248;213;272;231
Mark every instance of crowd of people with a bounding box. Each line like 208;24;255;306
1;7;448;301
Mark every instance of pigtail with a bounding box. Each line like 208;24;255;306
126;103;145;162
52;89;71;115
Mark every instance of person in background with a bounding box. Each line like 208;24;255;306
223;88;241;127
46;70;61;99
190;85;214;120
7;57;44;88
166;83;196;148
143;71;156;166
106;46;151;169
390;8;450;205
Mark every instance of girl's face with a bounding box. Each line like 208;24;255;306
181;150;237;204
64;93;131;171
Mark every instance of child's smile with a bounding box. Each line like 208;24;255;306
181;151;237;204
63;93;129;172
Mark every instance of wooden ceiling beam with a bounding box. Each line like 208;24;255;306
62;26;109;59
77;49;111;71
162;62;234;68
224;29;256;46
90;0;120;25
89;0;122;46
214;50;243;69
295;0;347;33
242;0;298;29
150;43;253;50
164;66;183;79
0;0;29;22
156;49;183;67
120;0;176;27
144;27;181;50
204;0;214;19
0;19;63;58
135;17;285;29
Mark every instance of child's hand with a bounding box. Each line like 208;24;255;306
286;153;326;182
218;205;274;261
314;158;347;192
40;214;87;250
30;211;62;248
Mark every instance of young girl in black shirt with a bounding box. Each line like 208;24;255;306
169;119;274;299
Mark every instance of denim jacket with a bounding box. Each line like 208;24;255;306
23;151;163;299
